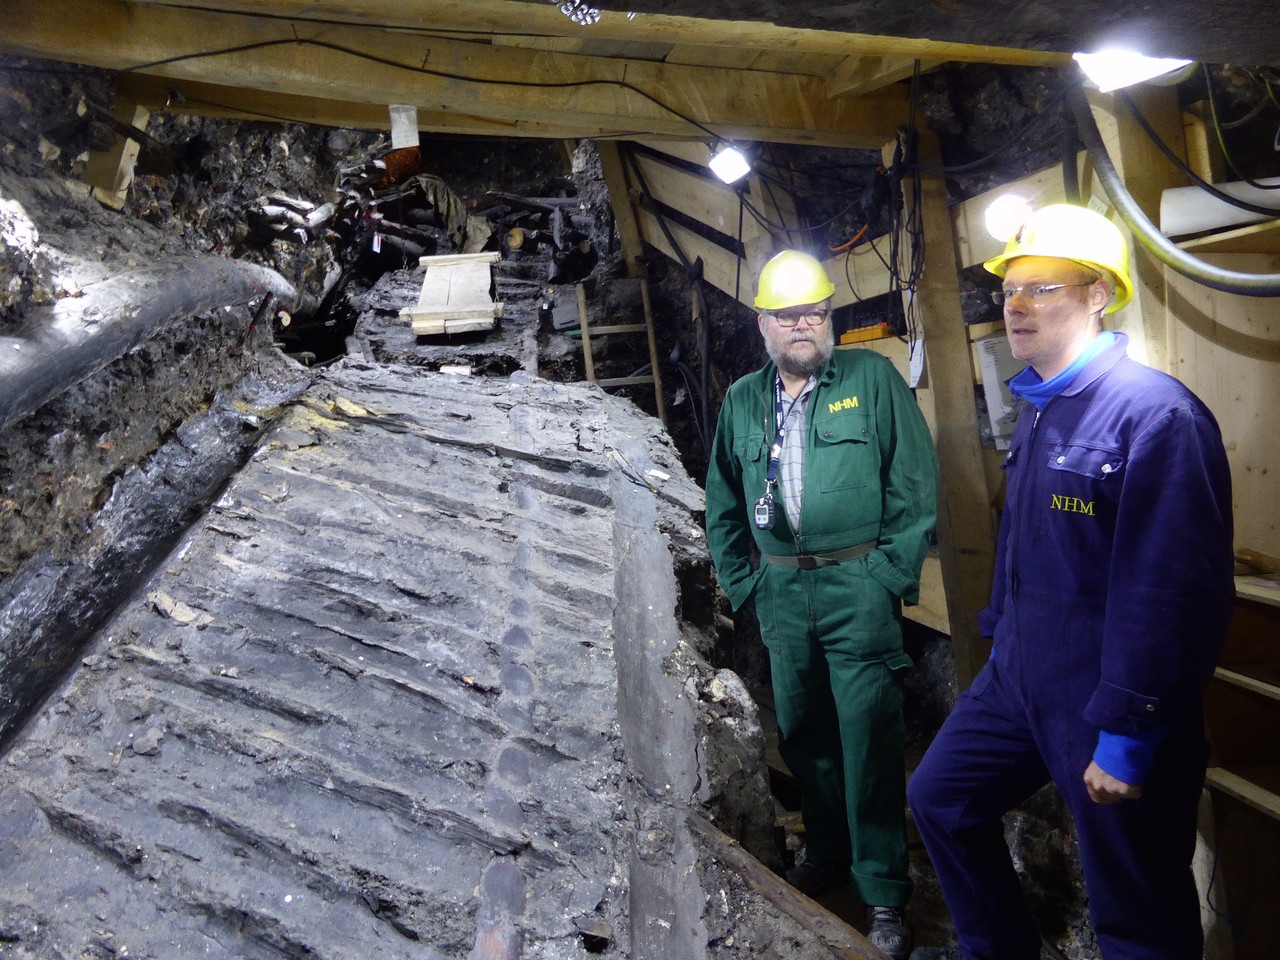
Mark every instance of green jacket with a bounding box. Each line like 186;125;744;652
705;347;938;611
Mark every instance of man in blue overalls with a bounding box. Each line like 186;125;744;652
907;204;1234;960
706;250;938;960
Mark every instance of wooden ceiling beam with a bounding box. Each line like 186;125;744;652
117;0;1068;67
825;56;943;98
114;75;644;140
0;0;910;147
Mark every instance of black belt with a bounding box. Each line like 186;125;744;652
764;540;877;570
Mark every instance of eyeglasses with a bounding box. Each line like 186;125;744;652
767;309;830;327
990;282;1095;306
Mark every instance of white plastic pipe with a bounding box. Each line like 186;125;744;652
1159;177;1280;237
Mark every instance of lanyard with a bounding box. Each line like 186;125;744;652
766;375;806;486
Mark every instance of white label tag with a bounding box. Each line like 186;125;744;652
372;232;382;253
909;338;926;388
388;104;418;150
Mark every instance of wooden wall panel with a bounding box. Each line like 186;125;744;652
1164;255;1280;554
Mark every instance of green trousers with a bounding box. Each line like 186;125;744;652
755;556;913;908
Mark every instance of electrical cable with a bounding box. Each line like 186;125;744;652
841;248;863;303
828;225;869;254
147;1;575;41
1069;83;1280;298
622;144;713;449
1202;64;1280;190
113;36;727;143
1116;90;1280;218
911;84;1074;176
738;190;866;237
734;190;745;308
1218;91;1272;131
751;159;876;197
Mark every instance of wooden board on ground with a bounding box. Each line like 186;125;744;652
400;251;503;336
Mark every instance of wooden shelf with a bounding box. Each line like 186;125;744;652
1206;579;1280;824
1206;764;1280;820
1176;218;1280;255
1215;664;1280;701
1237;574;1280;608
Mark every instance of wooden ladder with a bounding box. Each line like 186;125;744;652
576;280;667;424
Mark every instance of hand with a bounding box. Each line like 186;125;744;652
1083;760;1143;804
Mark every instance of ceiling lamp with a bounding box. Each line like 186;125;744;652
709;143;751;185
984;194;1034;242
1072;50;1194;93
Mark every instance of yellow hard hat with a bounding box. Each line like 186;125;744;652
983;204;1134;313
754;250;836;311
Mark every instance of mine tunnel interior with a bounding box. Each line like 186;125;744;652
3;37;1280;960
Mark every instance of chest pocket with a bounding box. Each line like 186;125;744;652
1044;444;1124;521
1046;444;1125;480
732;433;768;482
814;412;875;493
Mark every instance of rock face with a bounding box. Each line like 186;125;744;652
0;359;847;958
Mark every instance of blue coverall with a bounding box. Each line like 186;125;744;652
706;347;938;908
908;334;1234;960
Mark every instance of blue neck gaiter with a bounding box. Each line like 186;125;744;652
1008;331;1118;410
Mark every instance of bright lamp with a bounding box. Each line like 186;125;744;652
984;194;1033;242
1072;50;1194;93
709;144;751;184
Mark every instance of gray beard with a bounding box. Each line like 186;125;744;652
767;337;832;380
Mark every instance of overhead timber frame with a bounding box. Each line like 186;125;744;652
0;0;1064;146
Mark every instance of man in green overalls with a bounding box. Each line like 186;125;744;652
705;250;938;960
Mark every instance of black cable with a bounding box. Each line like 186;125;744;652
1202;64;1280;190
623;144;713;450
734;190;745;308
676;361;708;449
841;247;863;303
912;84;1074;176
1116;90;1280;217
738;191;866;237
751;159;875;197
147;1;569;40
1218;91;1272;131
1070;83;1280;298
113;37;726;142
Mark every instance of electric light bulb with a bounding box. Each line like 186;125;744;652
1072;50;1193;93
709;145;751;185
985;194;1033;242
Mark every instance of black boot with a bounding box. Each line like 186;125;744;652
867;906;911;960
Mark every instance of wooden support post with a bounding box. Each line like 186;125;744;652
556;138;577;176
640;278;668;425
82;99;150;210
576;283;596;382
903;132;999;689
595;141;647;279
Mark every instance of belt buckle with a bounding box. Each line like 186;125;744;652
795;554;817;570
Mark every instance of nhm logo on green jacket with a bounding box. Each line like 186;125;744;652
827;396;860;413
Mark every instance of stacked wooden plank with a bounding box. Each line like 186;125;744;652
399;250;503;335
